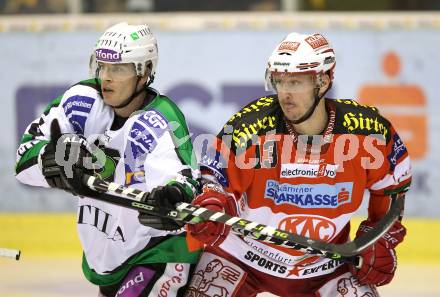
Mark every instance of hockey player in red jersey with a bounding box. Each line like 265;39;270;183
184;32;410;297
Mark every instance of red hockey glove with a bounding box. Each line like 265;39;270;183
188;184;238;246
351;219;406;287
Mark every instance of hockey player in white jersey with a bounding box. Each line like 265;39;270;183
15;22;201;297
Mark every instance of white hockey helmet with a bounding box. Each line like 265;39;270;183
265;32;336;92
90;22;158;79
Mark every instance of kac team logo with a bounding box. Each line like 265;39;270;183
305;33;329;50
264;180;353;208
278;215;337;242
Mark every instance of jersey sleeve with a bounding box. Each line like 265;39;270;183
366;124;411;221
200;126;255;202
122;108;199;196
15;94;74;187
15;82;101;187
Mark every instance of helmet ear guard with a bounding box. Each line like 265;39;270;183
140;61;155;86
89;52;98;78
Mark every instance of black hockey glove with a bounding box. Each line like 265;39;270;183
138;183;192;231
41;120;96;198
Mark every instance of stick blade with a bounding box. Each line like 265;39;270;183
0;248;21;261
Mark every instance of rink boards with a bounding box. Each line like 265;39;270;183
0;213;439;297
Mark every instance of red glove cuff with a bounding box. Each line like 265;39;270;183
192;185;238;215
352;219;406;287
188;184;238;246
356;219;406;249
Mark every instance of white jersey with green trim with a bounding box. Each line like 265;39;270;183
15;79;199;275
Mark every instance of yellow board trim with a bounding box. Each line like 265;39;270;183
0;213;81;258
0;214;439;263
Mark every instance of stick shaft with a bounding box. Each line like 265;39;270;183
84;174;404;259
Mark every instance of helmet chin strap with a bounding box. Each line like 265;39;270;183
287;78;331;125
108;74;155;110
288;88;322;125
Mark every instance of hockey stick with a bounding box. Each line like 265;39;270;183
0;248;21;260
83;174;404;260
